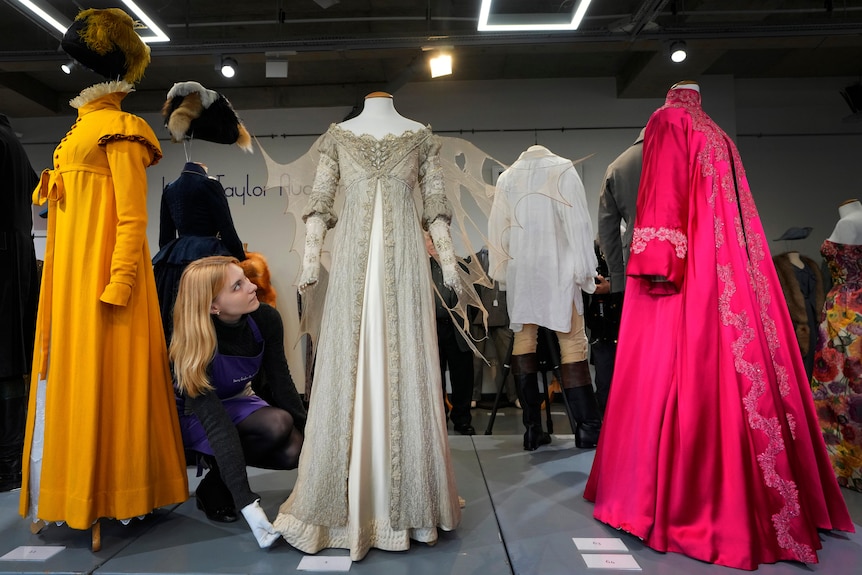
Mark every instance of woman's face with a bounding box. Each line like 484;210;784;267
211;263;260;323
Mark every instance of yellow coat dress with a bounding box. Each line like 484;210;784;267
20;82;188;529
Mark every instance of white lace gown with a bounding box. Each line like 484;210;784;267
274;124;461;561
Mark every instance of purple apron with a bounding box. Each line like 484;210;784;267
177;316;269;455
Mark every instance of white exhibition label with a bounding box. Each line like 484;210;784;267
572;537;629;551
296;555;352;572
0;546;65;561
582;554;642;570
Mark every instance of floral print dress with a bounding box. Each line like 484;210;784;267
811;240;862;491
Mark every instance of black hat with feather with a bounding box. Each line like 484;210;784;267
161;81;252;152
61;8;150;84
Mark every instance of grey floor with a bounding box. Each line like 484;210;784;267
1;406;860;574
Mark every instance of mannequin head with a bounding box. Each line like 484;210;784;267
838;198;862;218
671;80;700;93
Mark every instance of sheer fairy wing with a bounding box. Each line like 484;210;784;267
420;136;513;360
259;133;518;385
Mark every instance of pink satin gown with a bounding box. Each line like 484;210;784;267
584;87;854;570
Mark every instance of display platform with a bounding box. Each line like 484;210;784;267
1;412;860;574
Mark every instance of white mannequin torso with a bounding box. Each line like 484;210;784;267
828;199;862;245
338;92;423;139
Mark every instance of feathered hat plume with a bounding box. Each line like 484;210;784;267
61;8;150;84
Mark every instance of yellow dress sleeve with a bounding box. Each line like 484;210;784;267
99;135;158;306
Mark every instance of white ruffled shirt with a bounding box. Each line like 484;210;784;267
488;145;597;333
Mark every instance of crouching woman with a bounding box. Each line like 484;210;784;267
171;255;306;547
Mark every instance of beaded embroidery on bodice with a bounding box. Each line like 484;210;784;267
329;123;431;174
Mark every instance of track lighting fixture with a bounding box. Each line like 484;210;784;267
60;60;76;74
220;57;237;78
670;41;687;63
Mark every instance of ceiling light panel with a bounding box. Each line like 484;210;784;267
478;0;593;32
13;0;169;43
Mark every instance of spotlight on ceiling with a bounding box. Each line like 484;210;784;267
313;0;339;8
429;53;453;78
670;41;687;63
60;60;76;74
220;57;237;78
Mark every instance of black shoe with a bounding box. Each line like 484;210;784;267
575;422;601;449
195;491;238;523
523;426;552;451
454;424;476;436
195;468;238;523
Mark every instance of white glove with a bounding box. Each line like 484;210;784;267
298;216;326;291
240;499;280;549
428;219;460;293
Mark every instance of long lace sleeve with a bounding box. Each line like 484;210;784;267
418;134;452;229
302;131;339;229
627;109;690;294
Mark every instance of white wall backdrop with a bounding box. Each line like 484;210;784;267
14;75;862;388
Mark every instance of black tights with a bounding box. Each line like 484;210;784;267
196;407;302;512
235;406;303;470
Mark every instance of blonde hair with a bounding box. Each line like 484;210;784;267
170;256;239;397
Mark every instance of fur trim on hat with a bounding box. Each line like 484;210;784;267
162;90;203;143
161;81;253;152
72;8;150;84
166;81;218;108
236;124;252;152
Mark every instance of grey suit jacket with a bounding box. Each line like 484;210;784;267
597;128;645;293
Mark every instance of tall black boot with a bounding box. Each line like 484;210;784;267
512;353;551;451
196;456;238;523
560;361;602;449
0;377;26;492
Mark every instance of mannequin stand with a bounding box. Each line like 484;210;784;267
28;519;102;552
483;328;578;436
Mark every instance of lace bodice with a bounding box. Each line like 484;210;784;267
302;123;450;230
331;124;428;169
